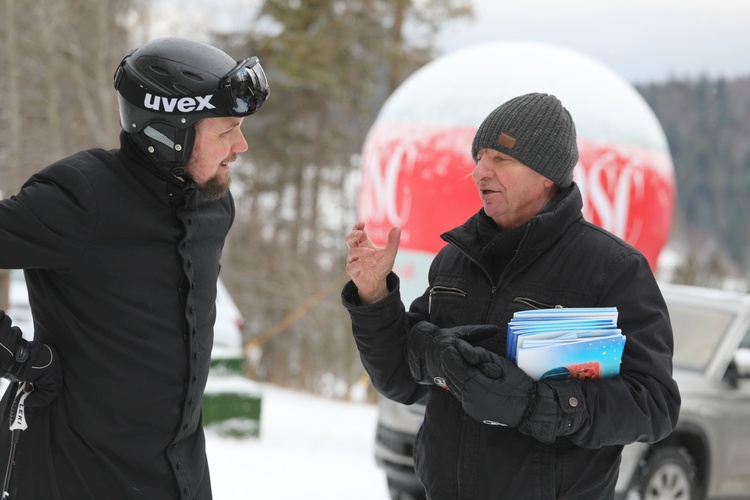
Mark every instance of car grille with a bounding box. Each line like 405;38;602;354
376;424;415;457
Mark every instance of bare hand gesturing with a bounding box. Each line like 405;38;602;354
345;223;401;304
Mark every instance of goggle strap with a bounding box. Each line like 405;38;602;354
115;67;236;117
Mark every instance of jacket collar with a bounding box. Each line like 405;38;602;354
442;183;584;269
117;131;197;206
524;183;583;250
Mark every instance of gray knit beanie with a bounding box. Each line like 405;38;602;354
471;93;578;188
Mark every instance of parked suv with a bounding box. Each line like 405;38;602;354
374;282;750;500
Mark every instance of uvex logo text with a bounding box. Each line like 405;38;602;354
144;93;216;113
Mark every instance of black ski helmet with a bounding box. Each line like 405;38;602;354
113;37;269;173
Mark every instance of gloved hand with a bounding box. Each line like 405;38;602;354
407;322;499;387
1;326;63;410
441;340;587;444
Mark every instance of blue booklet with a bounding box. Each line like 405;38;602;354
506;308;625;381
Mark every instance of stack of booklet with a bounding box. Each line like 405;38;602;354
506;307;626;381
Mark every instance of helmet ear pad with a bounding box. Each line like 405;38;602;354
130;121;196;177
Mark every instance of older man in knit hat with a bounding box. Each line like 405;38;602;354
342;93;680;499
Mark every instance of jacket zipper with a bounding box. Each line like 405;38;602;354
428;286;466;314
513;296;565;309
442;221;566;496
440;235;497;320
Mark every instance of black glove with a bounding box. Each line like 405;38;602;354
441;340;587;444
407;322;499;387
1;326;63;410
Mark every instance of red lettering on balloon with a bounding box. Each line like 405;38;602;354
358;124;675;270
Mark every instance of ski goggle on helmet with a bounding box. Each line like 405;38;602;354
222;56;270;116
114;37;270;133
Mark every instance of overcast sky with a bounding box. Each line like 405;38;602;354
147;0;750;85
436;0;750;83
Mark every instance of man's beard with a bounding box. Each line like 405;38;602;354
198;170;231;201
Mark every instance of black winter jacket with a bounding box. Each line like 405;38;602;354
343;184;680;499
0;134;233;499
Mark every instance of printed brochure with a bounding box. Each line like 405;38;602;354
506;307;625;381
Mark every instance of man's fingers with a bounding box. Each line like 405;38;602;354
462;324;500;342
454;342;506;379
478;362;503;379
346;247;378;265
455;340;485;365
345;222;371;248
346;225;399;256
441;346;474;396
385;226;401;254
345;230;367;249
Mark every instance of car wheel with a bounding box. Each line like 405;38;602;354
629;446;696;500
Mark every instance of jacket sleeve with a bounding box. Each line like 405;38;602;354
342;272;429;405
0;162;97;270
561;252;681;449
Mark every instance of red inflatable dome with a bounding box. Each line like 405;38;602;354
358;41;675;302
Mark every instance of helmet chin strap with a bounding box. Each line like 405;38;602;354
132;123;195;178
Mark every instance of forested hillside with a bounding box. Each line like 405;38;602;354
637;77;750;285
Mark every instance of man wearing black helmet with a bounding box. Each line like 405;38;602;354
0;37;269;499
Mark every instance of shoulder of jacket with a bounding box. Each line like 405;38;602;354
575;219;635;248
32;149;118;184
565;219;647;272
48;148;114;168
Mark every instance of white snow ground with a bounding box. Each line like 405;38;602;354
206;383;391;500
